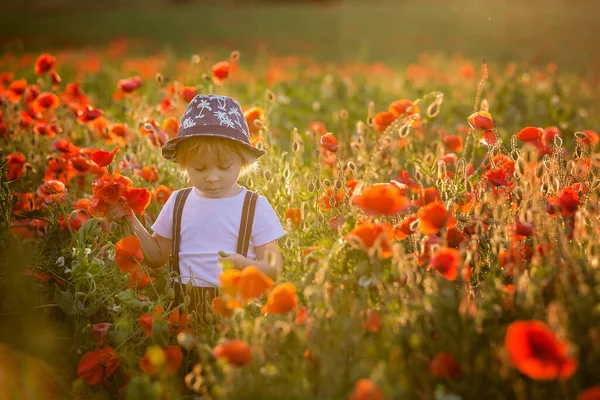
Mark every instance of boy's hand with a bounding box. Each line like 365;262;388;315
218;252;249;270
106;198;134;223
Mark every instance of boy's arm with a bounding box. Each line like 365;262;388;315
108;200;172;268
219;240;283;280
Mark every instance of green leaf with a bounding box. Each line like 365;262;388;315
53;285;76;316
77;218;100;246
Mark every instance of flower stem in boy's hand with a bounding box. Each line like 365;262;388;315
218;251;230;257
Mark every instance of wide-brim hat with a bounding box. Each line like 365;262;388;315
161;94;267;162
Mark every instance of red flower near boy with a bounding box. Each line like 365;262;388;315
77;344;120;386
114;235;144;273
505;320;577;381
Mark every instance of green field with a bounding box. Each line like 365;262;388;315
1;0;600;73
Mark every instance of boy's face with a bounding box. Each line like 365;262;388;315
184;149;242;198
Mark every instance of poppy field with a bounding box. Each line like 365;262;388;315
1;43;600;400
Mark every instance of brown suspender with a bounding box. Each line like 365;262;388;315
170;188;259;279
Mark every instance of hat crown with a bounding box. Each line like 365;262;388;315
179;94;250;138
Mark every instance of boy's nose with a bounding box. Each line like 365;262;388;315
205;174;219;182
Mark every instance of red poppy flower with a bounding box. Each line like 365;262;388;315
139;345;182;376
77;344;120;386
430;352;461;379
114;235;144;273
320;132;339;153
59;209;90;231
6;152;26;181
284;207;302;228
125;187;151;214
577;385;600;400
578;130;599;147
128;267;154;290
362;309;382;332
212;61;230;85
261;282;297;315
467;111;494;131
348;379;382;400
139;305;164;338
32;92;60;113
77;105;103;124
91;173;133;205
417;202;448;234
413;187;439;207
516;126;543;142
213;340;252;366
179;86;197;102
558;187;580;216
505;320;577;381
443;135;463;152
36;180;67;203
34;53;55;75
90;147;119;167
430;247;460;281
166;309;190;336
479;129;497;146
395;215;417;240
161;117;179;139
6;78;27;103
117;76;142;93
352;183;410;216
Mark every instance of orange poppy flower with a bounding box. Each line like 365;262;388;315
213;339;252;366
352;183;410;216
34;53;55;75
395;214;417;240
114;235;144;273
348;378;382;400
238;266;274;300
128;267;154;290
77;344;120;386
212;61;230;85
139;345;182;376
161;117;179;138
36;180;67;204
284;208;302;228
31;92;60;113
152;185;173;205
244;106;265;135
219;269;242;297
211;296;235;318
430;247;460;281
320;132;339;153
139;305;164;338
413;187;440;207
308;120;327;136
166;309;190;336
443;135;463;152
92;173;133;205
505;320;577;381
61;82;89;105
261;282;297;314
388;98;420;127
362;310;382;333
417;202;448;234
138;165;159;183
577;385;600;400
467;111;494;131
53;139;80;155
6;78;27;103
430;352;461;379
346;222;395;259
373;111;396;132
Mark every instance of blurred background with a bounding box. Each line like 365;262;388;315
1;0;599;74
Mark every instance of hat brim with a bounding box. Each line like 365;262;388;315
161;133;267;163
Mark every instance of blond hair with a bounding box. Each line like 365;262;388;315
175;136;258;177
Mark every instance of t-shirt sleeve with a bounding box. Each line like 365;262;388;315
251;195;286;247
150;190;177;239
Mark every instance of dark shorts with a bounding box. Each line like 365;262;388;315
173;284;221;324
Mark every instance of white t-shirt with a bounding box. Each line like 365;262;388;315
151;186;286;287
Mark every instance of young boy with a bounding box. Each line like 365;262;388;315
109;94;285;320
